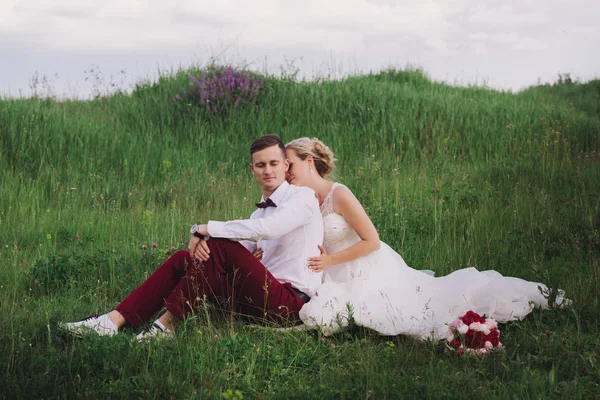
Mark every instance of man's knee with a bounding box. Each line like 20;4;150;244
170;250;194;268
173;249;191;260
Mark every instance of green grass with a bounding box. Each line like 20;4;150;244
1;67;599;399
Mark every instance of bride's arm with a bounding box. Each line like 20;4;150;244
307;185;380;272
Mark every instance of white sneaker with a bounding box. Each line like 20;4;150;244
59;314;118;337
136;322;174;342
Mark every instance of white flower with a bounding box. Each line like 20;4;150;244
447;331;455;342
486;319;498;329
469;322;483;332
480;324;491;335
468;322;491;335
484;341;493;350
457;322;469;335
449;319;462;328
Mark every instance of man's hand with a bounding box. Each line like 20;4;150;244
188;235;210;262
253;247;263;261
307;245;333;272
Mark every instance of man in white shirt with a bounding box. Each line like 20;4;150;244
61;135;323;339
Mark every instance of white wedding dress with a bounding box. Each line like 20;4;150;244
299;183;569;339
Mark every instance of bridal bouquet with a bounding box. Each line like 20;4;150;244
446;310;502;355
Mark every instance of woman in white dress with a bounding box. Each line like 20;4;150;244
284;138;569;339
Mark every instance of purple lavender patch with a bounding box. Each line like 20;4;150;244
175;66;266;114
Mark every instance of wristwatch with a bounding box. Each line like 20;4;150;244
190;223;204;239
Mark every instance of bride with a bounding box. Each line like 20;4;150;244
284;138;569;339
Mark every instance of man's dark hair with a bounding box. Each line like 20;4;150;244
250;134;286;159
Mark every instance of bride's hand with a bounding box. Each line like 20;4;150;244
307;245;332;272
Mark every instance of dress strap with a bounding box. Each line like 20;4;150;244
320;182;344;217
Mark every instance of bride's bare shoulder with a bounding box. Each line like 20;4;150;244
331;183;361;213
332;182;355;196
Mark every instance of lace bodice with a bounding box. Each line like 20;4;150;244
320;183;361;254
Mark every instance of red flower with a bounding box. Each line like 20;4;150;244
485;329;500;347
465;330;486;348
452;339;462;348
462;310;486;325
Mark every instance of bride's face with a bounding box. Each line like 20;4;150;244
285;149;310;186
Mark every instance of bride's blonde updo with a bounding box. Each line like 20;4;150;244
286;137;336;178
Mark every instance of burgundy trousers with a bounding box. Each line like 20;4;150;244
116;238;305;327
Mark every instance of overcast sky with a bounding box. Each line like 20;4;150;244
1;0;598;98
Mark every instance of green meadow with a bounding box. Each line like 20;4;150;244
1;67;599;399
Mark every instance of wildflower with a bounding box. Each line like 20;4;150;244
330;343;336;349
141;245;147;250
213;335;219;340
152;242;157;248
176;66;266;115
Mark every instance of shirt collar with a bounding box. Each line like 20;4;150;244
260;180;290;206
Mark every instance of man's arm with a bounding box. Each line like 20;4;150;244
196;189;319;242
190;208;260;262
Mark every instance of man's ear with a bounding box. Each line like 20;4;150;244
249;162;254;172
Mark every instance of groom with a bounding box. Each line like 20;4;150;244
62;134;323;339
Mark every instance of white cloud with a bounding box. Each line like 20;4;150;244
514;36;548;51
468;3;549;26
473;42;489;56
0;0;462;55
0;0;598;96
469;32;519;44
572;26;598;35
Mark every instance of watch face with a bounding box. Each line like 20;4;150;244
190;224;198;234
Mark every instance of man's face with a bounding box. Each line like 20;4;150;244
250;145;289;195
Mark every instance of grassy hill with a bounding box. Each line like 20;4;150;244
1;67;599;398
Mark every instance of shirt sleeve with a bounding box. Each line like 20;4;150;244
207;189;318;242
238;240;257;253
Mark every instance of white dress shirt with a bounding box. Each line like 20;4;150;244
207;181;324;297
